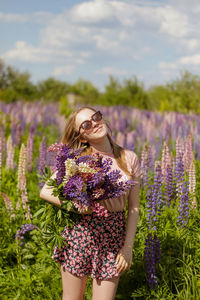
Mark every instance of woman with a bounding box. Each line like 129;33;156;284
40;106;141;300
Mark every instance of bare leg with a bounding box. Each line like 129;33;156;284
60;265;88;300
92;275;120;300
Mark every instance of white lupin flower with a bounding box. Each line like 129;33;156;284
64;159;78;175
63;159;78;184
78;162;97;174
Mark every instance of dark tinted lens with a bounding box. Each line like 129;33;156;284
81;120;92;130
93;111;102;121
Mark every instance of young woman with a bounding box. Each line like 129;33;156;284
40;106;141;300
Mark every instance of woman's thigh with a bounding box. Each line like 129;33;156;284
92;275;120;300
61;265;88;300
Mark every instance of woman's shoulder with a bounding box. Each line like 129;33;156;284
123;148;141;178
123;148;139;162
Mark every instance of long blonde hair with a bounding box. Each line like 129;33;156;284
60;106;132;178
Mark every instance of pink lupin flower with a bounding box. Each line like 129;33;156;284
176;136;184;157
6;135;15;169
16;143;32;219
47;142;63;153
161;141;172;183
183;133;194;173
17;143;26;193
21;174;32;220
188;160;197;210
1;192;15;220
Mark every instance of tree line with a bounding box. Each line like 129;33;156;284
1;59;200;114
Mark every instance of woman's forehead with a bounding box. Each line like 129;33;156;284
75;109;95;126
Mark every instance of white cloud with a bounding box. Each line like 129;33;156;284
96;67;128;75
52;65;75;76
0;12;29;23
70;0;113;23
2;41;73;63
159;61;179;70
179;54;200;65
0;11;54;24
157;5;190;38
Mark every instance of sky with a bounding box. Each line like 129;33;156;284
1;0;200;91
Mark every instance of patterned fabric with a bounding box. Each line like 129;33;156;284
51;210;126;280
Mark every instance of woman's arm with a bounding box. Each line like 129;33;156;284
115;176;140;273
39;172;84;213
39;171;64;208
124;177;140;249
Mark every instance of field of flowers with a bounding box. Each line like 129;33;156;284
0;100;200;300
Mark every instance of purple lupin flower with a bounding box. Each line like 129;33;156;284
177;181;190;228
183;133;194;172
55;143;84;186
147;145;154;172
144;232;161;289
161;141;172;184
140;145;149;188
150;162;162;229
164;164;173;207
0;135;2;189
0;124;6;162
26;127;34;172
38;137;47;188
15;123;22;146
144;161;162;289
11;120;16;146
15;223;40;247
174;151;185;198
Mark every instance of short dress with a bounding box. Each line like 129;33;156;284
51;149;141;280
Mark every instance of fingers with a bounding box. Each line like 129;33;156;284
116;255;129;273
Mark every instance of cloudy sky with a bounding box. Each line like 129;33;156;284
1;0;200;91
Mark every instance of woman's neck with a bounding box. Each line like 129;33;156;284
90;136;113;154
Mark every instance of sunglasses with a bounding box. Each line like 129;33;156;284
78;111;103;133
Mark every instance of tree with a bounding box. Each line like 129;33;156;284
0;59;37;102
37;77;70;102
70;78;99;104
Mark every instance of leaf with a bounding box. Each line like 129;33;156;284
32;207;46;218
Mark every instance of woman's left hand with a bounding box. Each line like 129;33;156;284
115;246;133;273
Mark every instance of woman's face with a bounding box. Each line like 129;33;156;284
75;108;108;143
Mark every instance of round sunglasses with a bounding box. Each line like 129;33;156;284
78;111;103;133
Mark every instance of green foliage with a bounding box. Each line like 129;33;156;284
59;95;73;119
98;75;149;108
2;60;200;115
149;71;200;114
0;60;38;102
70;78;100;105
37;77;70;102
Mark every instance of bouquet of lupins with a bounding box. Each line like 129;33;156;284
34;142;136;249
47;142;136;217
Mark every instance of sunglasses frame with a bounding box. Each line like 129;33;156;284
78;111;103;134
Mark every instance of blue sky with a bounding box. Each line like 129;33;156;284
1;0;200;91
